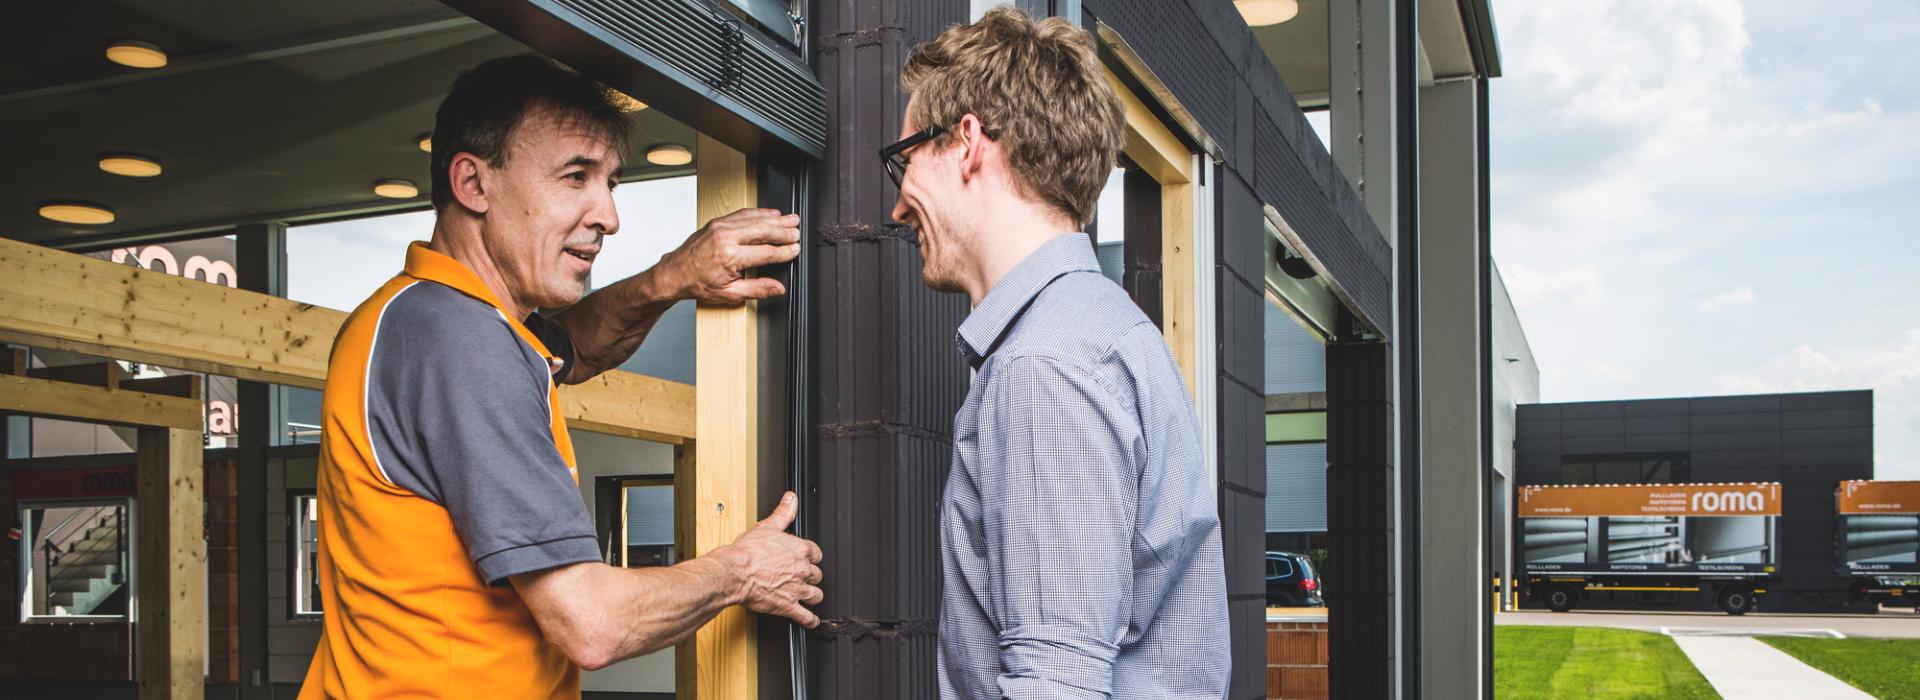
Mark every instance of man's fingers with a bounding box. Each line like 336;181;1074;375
784;602;820;628
805;538;823;564
731;221;802;246
805;564;823;585
759;491;798;531
737;242;800;269
799;585;825;606
721;277;787;302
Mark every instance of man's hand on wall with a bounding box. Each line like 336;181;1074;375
711;491;825;627
656;208;800;305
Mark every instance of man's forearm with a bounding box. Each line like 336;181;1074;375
550;268;679;384
598;555;745;661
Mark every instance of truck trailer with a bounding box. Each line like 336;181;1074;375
1836;480;1920;608
1518;482;1781;615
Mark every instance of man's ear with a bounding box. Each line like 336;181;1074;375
448;152;491;215
955;113;988;183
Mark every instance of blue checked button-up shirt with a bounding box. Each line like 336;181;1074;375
939;233;1230;699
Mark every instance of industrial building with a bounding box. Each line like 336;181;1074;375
1;0;1507;698
1511;390;1878;614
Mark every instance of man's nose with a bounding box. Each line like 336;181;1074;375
889;194;911;227
588;187;620;236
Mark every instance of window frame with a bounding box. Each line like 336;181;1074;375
17;497;135;624
594;474;677;569
285;488;323;620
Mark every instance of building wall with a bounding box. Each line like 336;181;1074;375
1514;390;1874;613
1490;263;1539;594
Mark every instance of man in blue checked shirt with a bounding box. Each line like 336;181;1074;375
880;8;1231;699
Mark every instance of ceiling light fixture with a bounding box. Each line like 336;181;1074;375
605;90;648;113
39;201;116;225
1235;0;1299;26
417;133;433;153
372;179;419;199
646;144;692;166
106;40;168;69
98;154;163;177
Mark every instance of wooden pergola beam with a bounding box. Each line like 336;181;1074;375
0;373;201;430
0;235;694;442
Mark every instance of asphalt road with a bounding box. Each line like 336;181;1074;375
1496;608;1920;639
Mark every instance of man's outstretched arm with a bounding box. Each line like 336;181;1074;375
549;208;799;384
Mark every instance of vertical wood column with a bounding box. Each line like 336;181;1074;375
136;426;205;700
680;132;760;699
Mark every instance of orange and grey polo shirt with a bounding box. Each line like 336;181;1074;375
300;242;598;699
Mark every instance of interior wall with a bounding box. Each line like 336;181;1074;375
570;431;676;694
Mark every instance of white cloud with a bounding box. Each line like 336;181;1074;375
1712;329;1920;479
1500;263;1607;309
1696;286;1755;312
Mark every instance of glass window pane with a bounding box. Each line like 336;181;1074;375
292;493;323;616
20;501;131;620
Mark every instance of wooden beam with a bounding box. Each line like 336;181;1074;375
120;374;203;400
0;374;201;430
678;132;759;699
25;361;124;388
1109;65;1200;395
1160;180;1197;394
560;370;694;445
0;347;24;374
0;236;694;440
136;426;205;700
1105;67;1191;186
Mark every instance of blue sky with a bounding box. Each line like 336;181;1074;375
1487;0;1920;478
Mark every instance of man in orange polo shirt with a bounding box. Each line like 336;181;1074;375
300;55;823;699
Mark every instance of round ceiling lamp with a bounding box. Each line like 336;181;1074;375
605;90;649;113
372;179;419;199
1235;0;1299;27
646;144;692;166
106;40;168;69
98;154;163;177
39;201;116;225
417;133;433;153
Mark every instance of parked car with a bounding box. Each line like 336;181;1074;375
1265;551;1323;607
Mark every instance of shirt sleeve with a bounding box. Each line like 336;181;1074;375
366;288;601;585
971;353;1140;700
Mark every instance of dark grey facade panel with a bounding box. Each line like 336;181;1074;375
1560;418;1626;438
1558;401;1627;420
1781;408;1873;431
1623;397;1691;417
1622;433;1690;453
445;0;827;157
1517;404;1562;421
1690;394;1783;415
1689;430;1782;451
1325;338;1395;697
1780;391;1873;411
1782;427;1873;449
1623;415;1690;435
1082;0;1394;334
806;0;972;695
1690;411;1781;433
1560;436;1627;455
1690;448;1783;469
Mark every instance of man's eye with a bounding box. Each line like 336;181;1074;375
565;171;587;183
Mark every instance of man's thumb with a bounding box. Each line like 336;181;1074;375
761;491;798;530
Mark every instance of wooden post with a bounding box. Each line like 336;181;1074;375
136;426;206;700
1104;66;1198;396
678;132;760;698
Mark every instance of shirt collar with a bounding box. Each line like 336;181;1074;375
402;241;558;363
956;233;1102;366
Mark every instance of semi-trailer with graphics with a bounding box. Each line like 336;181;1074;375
1518;482;1782;615
1835;480;1920;607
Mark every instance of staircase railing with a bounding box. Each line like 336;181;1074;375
39;505;126;616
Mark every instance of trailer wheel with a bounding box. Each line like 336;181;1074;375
1546;586;1579;613
1718;587;1754;616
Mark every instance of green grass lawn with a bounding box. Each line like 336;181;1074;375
1495;626;1719;699
1761;637;1920;699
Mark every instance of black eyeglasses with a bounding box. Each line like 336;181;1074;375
879;125;945;187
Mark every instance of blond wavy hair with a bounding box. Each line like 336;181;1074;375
900;7;1125;227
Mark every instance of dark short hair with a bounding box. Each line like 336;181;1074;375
430;54;631;211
